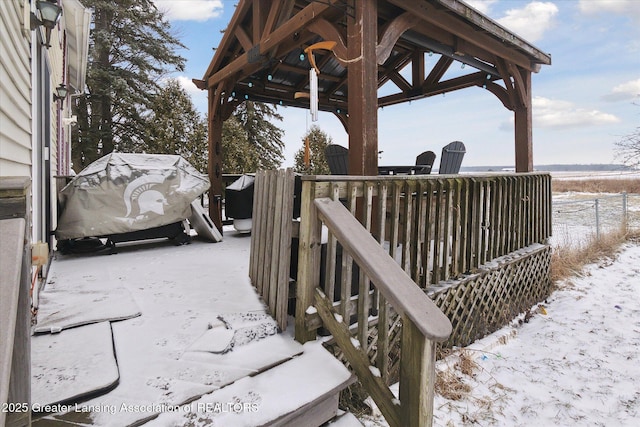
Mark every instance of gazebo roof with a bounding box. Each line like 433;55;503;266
198;0;552;231
197;0;551;115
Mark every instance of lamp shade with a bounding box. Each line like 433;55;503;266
55;84;69;99
37;0;62;29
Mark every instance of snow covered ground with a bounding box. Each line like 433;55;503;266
360;241;640;426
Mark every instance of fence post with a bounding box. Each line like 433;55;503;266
622;192;628;231
594;198;600;239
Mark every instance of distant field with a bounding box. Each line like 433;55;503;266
551;171;640;194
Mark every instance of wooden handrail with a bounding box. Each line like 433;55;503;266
314;197;452;341
0;218;27;427
313;197;452;426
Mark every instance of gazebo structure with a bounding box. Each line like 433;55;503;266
196;0;551;231
197;2;553;424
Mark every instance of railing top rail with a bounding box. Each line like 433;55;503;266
301;172;550;182
0;218;26;411
314;197;452;341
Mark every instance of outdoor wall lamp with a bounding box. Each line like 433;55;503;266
31;0;63;48
53;84;68;102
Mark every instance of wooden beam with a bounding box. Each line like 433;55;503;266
387;69;412;93
495;58;518;109
203;0;252;79
514;70;533;172
484;80;512;110
379;71;488;107
234;26;253;52
347;0;379;176
377;50;412;88
206;1;339;88
376;12;421;65
252;0;268;44
411;50;425;89
307;19;348;64
423;56;452;89
388;0;544;72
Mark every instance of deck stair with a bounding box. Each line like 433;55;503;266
144;341;356;426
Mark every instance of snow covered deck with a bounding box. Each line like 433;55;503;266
31;230;355;426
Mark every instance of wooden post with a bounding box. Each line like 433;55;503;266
514;69;533;172
208;85;225;233
347;0;378;176
399;317;437;427
295;180;322;343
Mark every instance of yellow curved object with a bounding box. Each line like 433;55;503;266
304;41;338;75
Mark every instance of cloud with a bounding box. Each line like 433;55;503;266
154;0;223;22
497;2;558;42
532;96;620;128
579;0;640;22
602;78;640;102
174;75;204;96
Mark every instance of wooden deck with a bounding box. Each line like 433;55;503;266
22;234;355;427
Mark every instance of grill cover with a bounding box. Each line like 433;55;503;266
56;153;209;239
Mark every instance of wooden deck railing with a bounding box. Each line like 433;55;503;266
296;173;551;291
1;177;32;427
312;197;451;427
247;171;551;426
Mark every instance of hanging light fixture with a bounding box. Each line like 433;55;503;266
31;0;63;48
53;84;68;102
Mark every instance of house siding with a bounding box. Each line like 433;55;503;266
0;0;33;177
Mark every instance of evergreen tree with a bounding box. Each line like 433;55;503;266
221;116;258;173
293;125;331;175
144;79;208;173
232;101;285;170
72;0;185;170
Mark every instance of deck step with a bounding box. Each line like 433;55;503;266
144;342;355;426
324;411;364;426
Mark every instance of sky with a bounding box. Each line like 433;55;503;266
152;0;640;168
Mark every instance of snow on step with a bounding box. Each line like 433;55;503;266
145;342;353;426
326;411;364;426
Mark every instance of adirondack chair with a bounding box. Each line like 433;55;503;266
438;141;466;174
414;150;436;174
324;144;349;175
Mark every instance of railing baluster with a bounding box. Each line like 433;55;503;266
449;178;461;278
479;179;489;265
358;182;375;349
324;184;341;302
410;181;424;284
432;179;442;283
442;179;453;281
401;181;413;274
458;179;470;274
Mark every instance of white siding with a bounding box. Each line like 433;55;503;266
0;0;32;177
